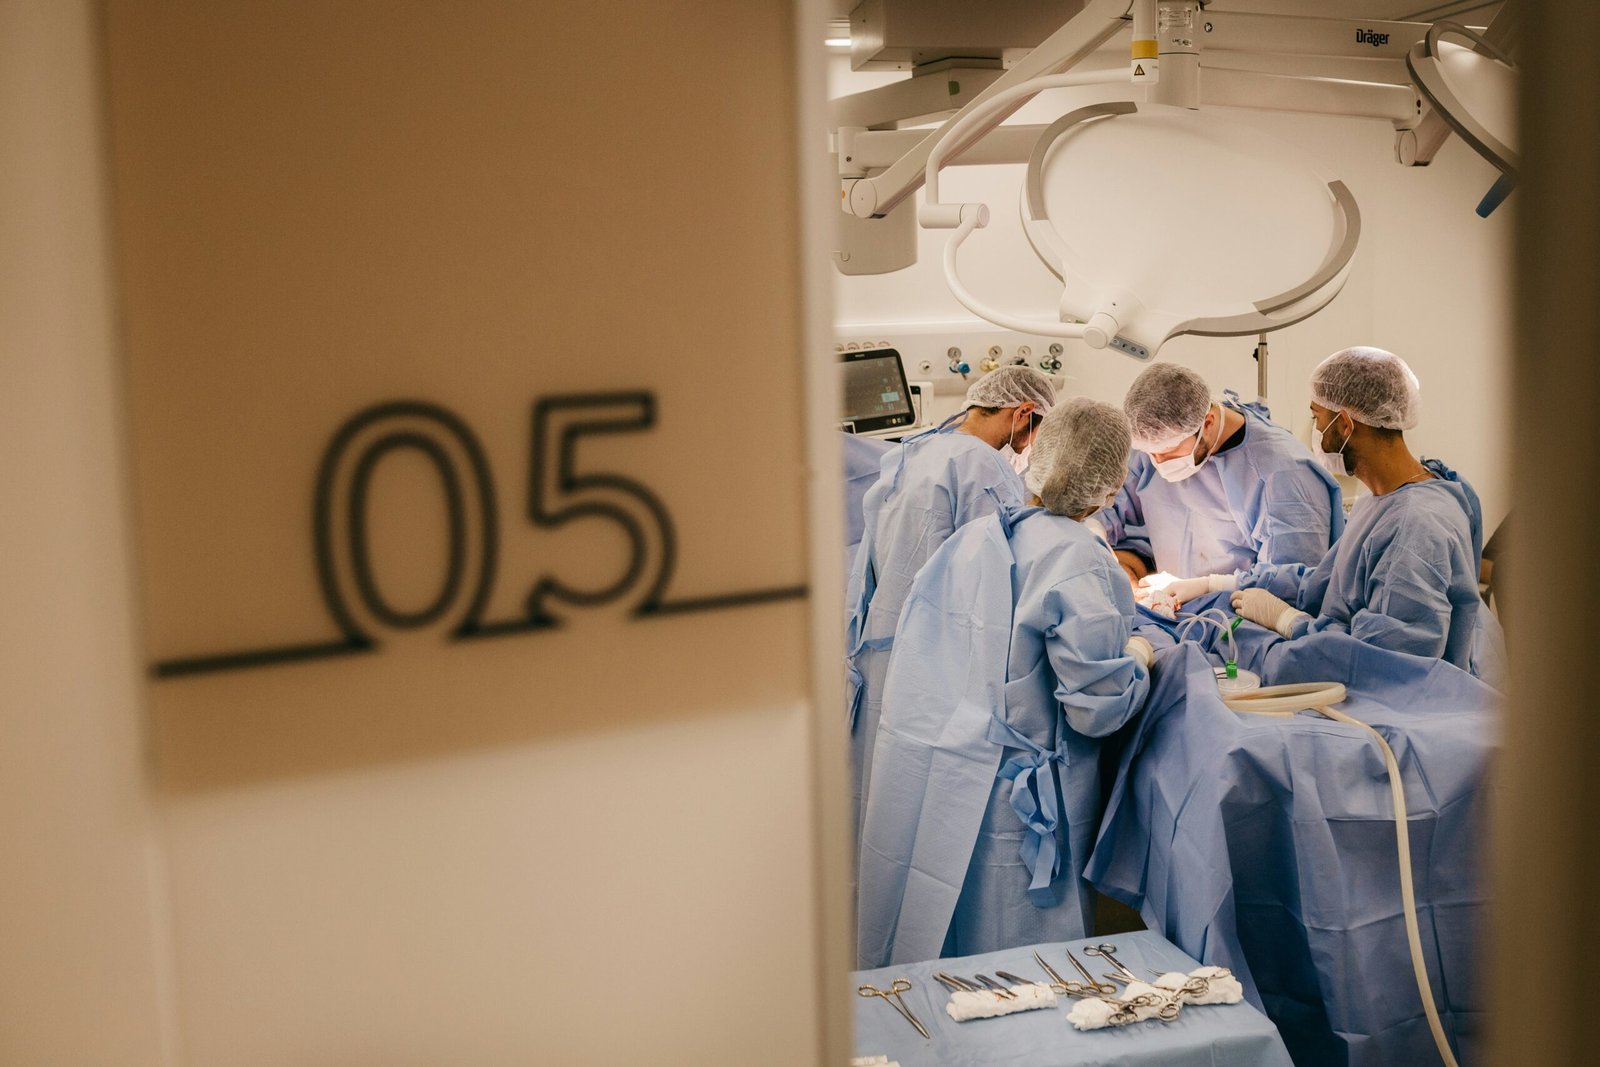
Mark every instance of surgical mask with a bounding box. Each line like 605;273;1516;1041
1002;410;1033;475
1004;443;1032;475
1151;410;1222;483
1313;412;1352;477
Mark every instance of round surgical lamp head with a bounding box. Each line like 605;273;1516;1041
1019;102;1361;359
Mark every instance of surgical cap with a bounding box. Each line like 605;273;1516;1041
1310;346;1421;430
1123;362;1213;451
964;365;1056;415
1027;397;1132;517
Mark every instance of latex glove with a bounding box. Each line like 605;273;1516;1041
1143;573;1238;606
1230;587;1307;638
1136;590;1177;620
1125;635;1154;671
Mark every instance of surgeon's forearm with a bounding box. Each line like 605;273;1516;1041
1348;608;1448;659
1114;549;1152;586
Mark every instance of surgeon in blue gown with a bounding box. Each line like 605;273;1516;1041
845;366;1056;839
857;398;1152;969
1227;346;1499;676
841;431;893;567
1096;362;1343;605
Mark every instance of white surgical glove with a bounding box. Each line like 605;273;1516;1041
1147;573;1238;606
1125;635;1154;671
1230;587;1307;638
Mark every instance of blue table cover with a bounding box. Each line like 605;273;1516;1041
852;929;1293;1066
1088;614;1499;1067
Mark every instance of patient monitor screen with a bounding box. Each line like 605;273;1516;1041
840;348;914;434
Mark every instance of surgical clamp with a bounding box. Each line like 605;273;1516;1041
858;979;931;1039
974;974;1018;999
993;970;1038;989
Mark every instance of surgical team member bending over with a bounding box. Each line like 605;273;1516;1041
846;366;1057;839
856;398;1152;969
1230;347;1486;671
1099;362;1343;604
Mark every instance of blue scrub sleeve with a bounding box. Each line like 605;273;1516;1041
1237;561;1313;602
1043;570;1150;737
1254;467;1338;568
1297;543;1454;658
950;454;1025;530
1097;469;1153;565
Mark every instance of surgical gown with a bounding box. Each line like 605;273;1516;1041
1098;393;1343;581
856;506;1150;969
1243;458;1485;672
844;427;1025;839
842;432;894;569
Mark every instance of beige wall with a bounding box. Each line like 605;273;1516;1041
0;2;177;1062
1491;0;1600;1061
4;1;845;1063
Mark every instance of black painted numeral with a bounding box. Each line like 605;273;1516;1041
525;393;675;621
151;391;805;679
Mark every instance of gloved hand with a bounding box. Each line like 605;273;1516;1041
1125;635;1154;671
1230;587;1308;638
1145;573;1238;606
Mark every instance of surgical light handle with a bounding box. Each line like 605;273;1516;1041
943;213;1089;338
922;71;1112;226
1222;685;1460;1067
926;70;1137;340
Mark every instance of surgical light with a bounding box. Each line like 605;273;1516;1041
1406;20;1517;215
1022;103;1359;359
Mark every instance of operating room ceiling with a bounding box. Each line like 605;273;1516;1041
824;1;1503;24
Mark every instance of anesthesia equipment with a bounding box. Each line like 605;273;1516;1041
840;347;920;439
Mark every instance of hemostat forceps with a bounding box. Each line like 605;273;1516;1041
973;974;1017;999
858;978;930;1039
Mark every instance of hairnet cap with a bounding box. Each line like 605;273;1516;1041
963;365;1056;415
1026;397;1133;517
1123;362;1212;451
1310;346;1421;430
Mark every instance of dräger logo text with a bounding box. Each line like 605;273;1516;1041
1355;28;1391;47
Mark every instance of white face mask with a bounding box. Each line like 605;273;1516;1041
1001;409;1033;475
1151;408;1221;483
1313;412;1352;477
1004;443;1032;475
1152;451;1200;483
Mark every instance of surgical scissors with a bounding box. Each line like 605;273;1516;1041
1065;948;1120;995
1149;968;1213;998
858;979;931;1039
1084;943;1139;984
1094;974;1183;1022
1031;950;1110;997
